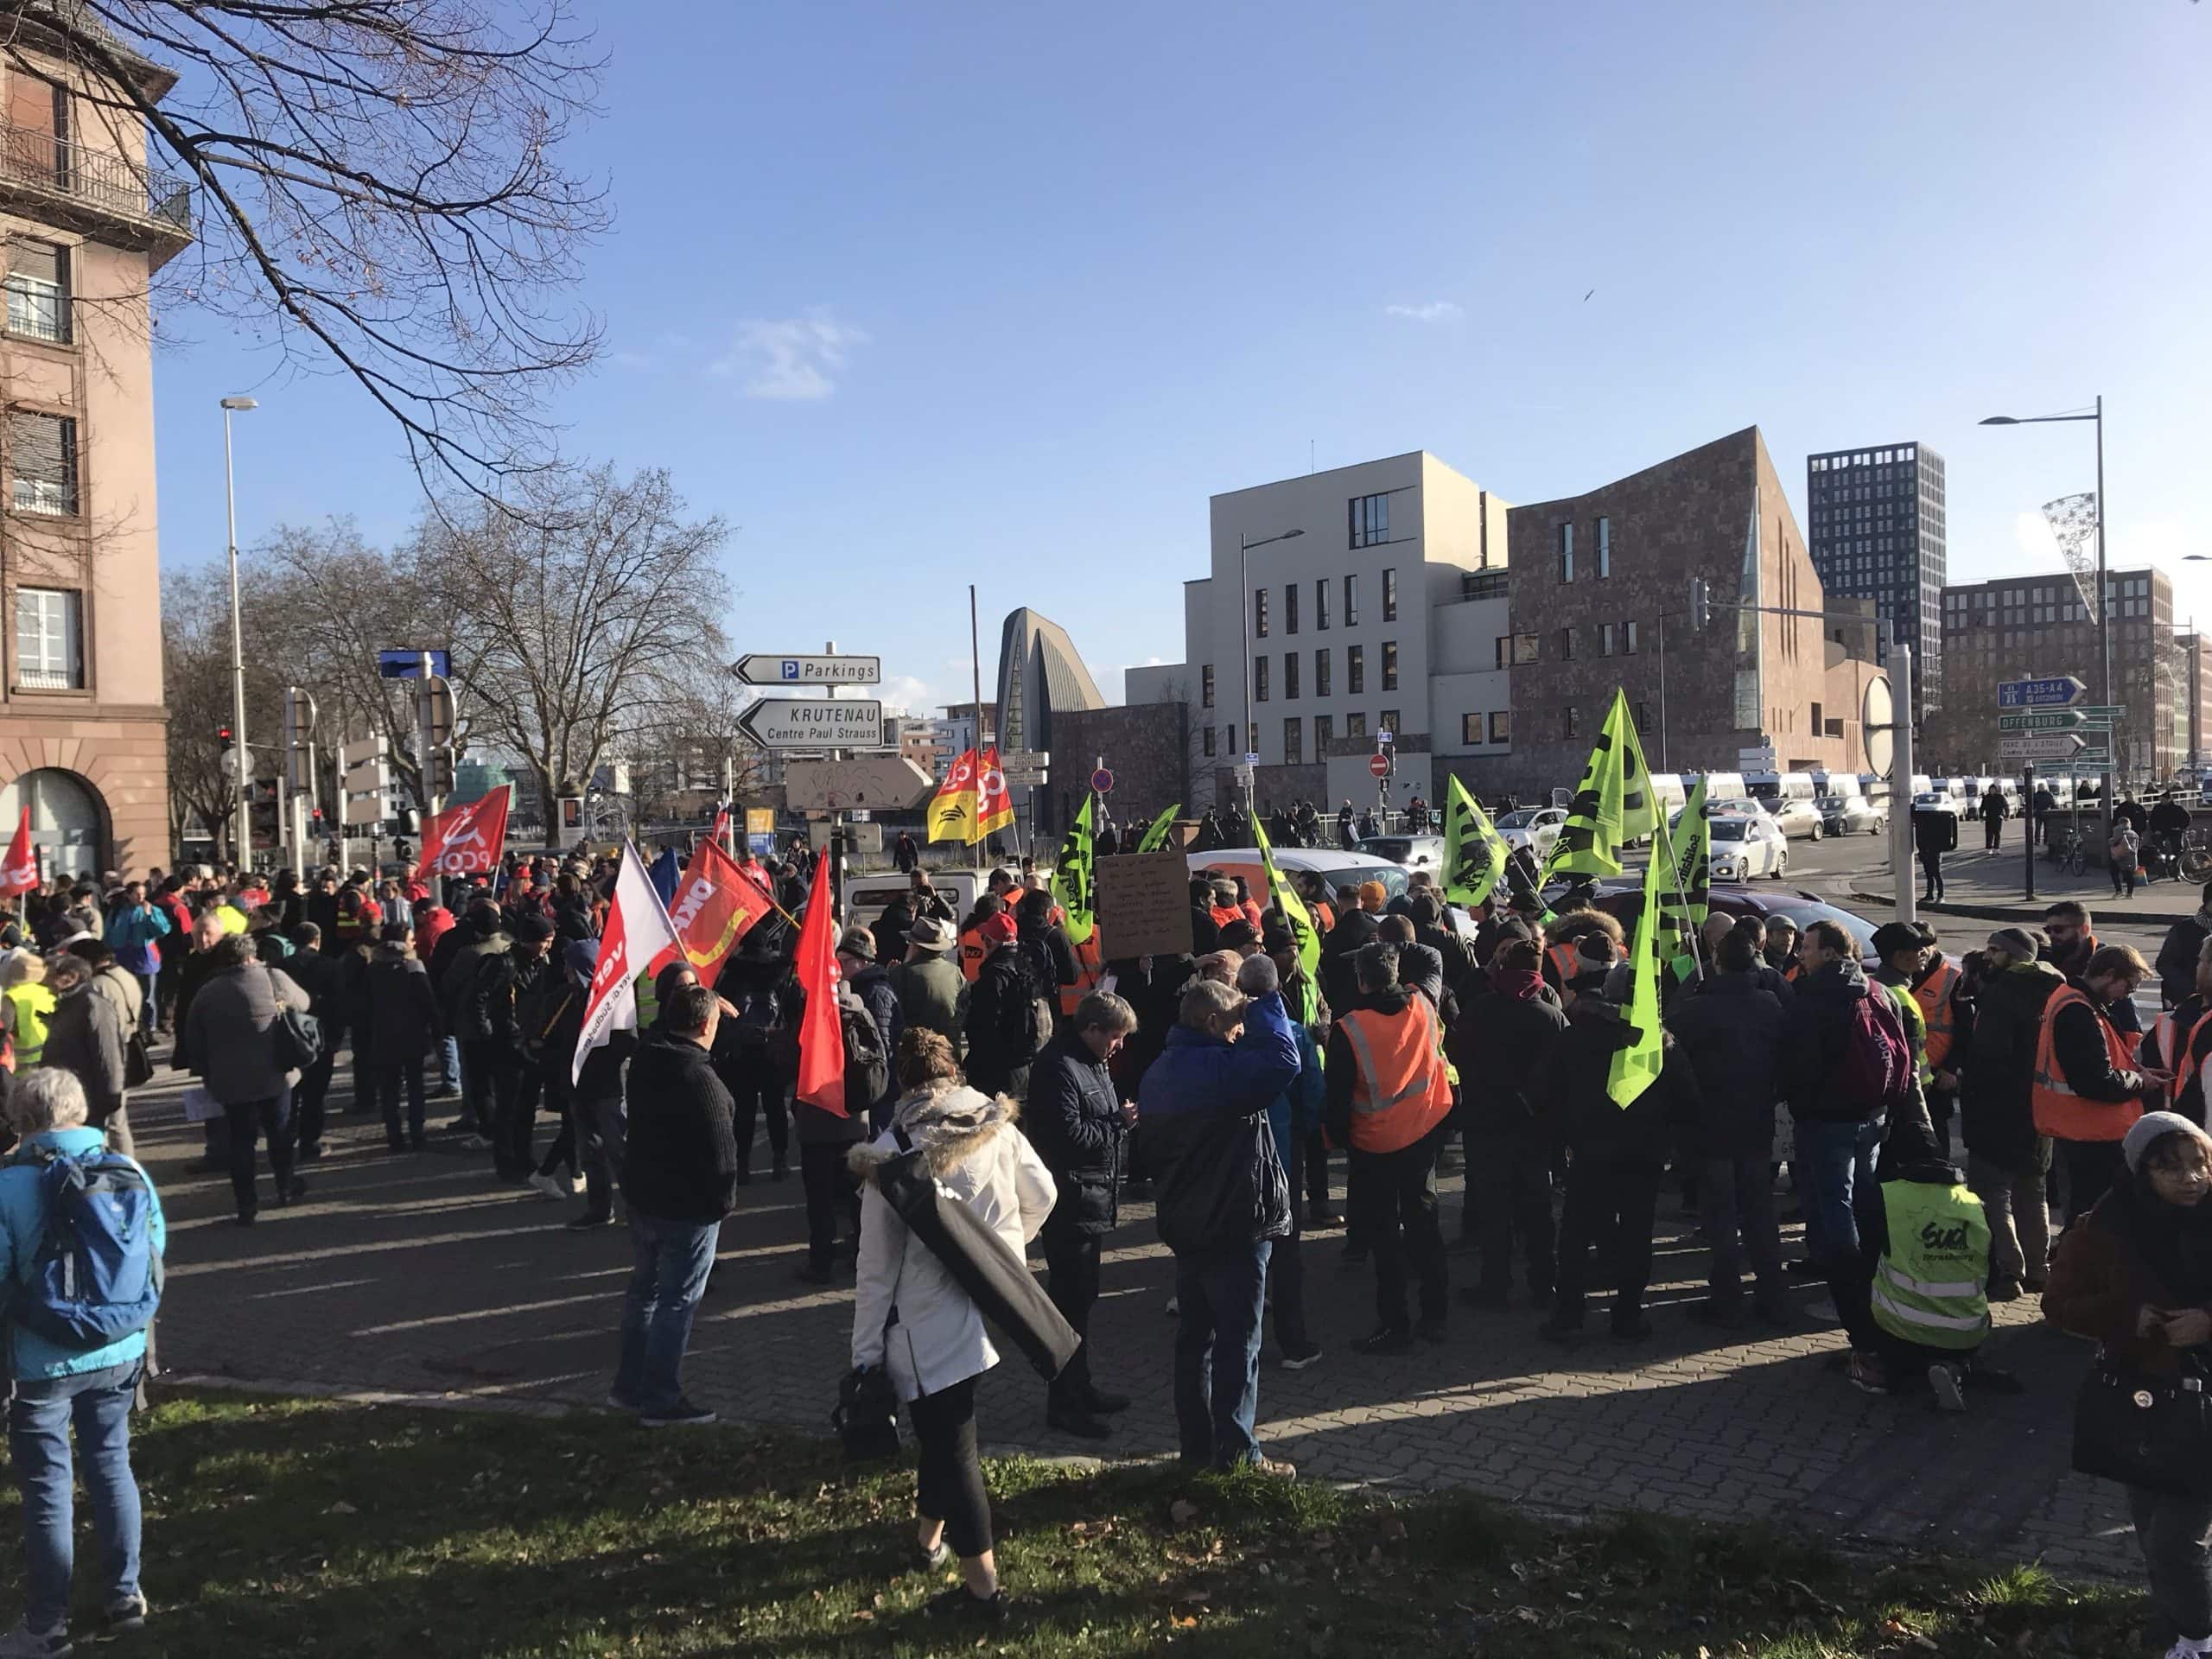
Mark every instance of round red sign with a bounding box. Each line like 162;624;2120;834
1368;753;1391;778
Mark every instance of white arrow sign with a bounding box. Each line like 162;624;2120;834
736;697;885;749
731;653;880;687
1999;733;2087;761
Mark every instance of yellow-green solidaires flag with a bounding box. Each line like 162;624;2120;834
1135;804;1181;853
1656;774;1712;972
1052;796;1096;946
1541;688;1658;887
1607;810;1669;1109
1442;775;1509;908
1249;810;1322;988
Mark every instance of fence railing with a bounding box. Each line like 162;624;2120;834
0;123;191;235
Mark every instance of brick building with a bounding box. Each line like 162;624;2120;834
1051;702;1188;834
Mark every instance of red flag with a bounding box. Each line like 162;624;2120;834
976;747;1015;837
647;838;775;987
573;842;683;1084
0;807;34;893
712;804;733;855
416;786;512;878
793;850;847;1114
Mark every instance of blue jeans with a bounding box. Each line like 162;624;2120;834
614;1214;721;1413
438;1035;462;1095
10;1360;143;1632
132;972;157;1037
1795;1115;1885;1267
1171;1241;1272;1469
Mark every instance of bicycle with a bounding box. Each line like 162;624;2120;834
2183;829;2212;885
2049;824;2088;877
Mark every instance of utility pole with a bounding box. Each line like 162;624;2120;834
1889;632;1917;927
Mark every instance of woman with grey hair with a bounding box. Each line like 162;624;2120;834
0;1066;165;1650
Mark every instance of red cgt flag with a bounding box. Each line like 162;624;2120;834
646;837;776;987
793;850;846;1114
416;786;512;878
0;807;34;893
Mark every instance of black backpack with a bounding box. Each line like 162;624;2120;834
842;1002;890;1116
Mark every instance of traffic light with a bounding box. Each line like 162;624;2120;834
1688;577;1711;632
217;723;232;748
248;778;282;850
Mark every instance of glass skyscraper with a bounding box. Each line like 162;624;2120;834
1806;442;1947;714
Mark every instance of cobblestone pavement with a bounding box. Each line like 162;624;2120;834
138;1053;2138;1581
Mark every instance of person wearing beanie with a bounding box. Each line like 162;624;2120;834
1533;933;1700;1344
963;907;1044;1104
1323;941;1455;1354
2046;1110;2212;1659
2035;942;2155;1229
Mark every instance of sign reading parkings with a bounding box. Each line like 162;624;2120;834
730;653;880;687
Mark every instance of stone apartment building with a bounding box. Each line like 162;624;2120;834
0;15;188;878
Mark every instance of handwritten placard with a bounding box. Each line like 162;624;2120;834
1096;849;1194;960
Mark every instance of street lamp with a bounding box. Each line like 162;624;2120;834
221;396;257;866
1981;396;2107;805
1237;526;1303;820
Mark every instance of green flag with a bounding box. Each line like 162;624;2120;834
1052;797;1096;946
1250;810;1323;1016
1607;810;1669;1109
1655;775;1711;970
1441;775;1509;908
1135;804;1181;854
1541;688;1658;887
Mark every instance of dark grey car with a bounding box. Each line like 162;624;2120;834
1814;792;1887;837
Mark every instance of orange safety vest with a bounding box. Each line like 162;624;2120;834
1912;960;1962;1071
1208;903;1242;932
1061;929;1105;1018
1545;941;1582;988
1338;997;1454;1154
2032;985;2145;1142
1313;901;1336;933
2149;1006;2212;1109
958;925;987;984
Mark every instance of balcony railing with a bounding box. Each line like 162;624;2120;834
0;123;192;243
1459;569;1510;601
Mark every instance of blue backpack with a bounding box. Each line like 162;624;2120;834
5;1146;162;1349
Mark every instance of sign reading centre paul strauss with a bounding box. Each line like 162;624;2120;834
735;697;885;749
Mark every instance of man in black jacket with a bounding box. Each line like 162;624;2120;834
613;983;736;1428
1669;929;1789;1325
1026;991;1140;1440
963;911;1041;1102
1960;926;2063;1297
1445;936;1565;1309
837;928;902;1129
2156;882;2212;1010
282;923;346;1161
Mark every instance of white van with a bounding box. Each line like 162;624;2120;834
841;868;982;931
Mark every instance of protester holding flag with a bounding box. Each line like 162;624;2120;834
1135;804;1182;854
791;853;889;1284
1538;690;1658;893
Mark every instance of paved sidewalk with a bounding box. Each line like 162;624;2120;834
1840;839;2205;926
139;1055;2138;1581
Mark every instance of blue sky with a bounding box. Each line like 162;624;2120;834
154;0;2212;720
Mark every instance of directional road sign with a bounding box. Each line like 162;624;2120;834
781;756;935;812
1999;734;2087;761
730;653;880;688
2072;704;2128;719
379;649;451;680
1997;676;2087;709
1999;709;2087;732
735;697;885;749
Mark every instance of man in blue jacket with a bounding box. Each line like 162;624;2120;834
0;1068;164;1653
1138;976;1300;1476
1251;936;1324;1370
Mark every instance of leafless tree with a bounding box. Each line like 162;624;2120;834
410;462;732;808
160;562;284;861
2;0;607;493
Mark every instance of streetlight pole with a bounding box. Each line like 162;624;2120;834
1981;397;2110;817
221;396;258;867
1236;525;1304;823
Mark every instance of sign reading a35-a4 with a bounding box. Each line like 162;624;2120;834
1996;676;2086;709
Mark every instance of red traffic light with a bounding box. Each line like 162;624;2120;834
218;725;232;742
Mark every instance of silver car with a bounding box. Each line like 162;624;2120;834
1815;793;1888;837
1360;834;1445;871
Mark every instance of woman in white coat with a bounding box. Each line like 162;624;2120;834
850;1029;1056;1624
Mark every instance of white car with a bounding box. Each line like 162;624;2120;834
1359;834;1445;871
1913;791;1963;815
1762;798;1824;841
1497;807;1567;858
1707;813;1789;881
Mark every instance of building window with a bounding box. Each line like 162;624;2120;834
9;411;77;516
1314;715;1333;752
16;586;81;690
1380;709;1400;737
1382;567;1397;622
1344;574;1359;626
1349;493;1389;549
1462;712;1484;746
1201;664;1215;709
1565;704;1580;739
1634;700;1651;734
1810;700;1823;734
4;242;68;345
1203;726;1216;757
1495;635;1511;670
1623;620;1640;654
1316;648;1332;697
1599;622;1616;657
1511;632;1538;665
1228;724;1237;754
1596;516;1611;579
1381;640;1398;690
1347;644;1364;694
1254;587;1268;639
1346;711;1366;739
1253;655;1268;702
1285;583;1298;635
1283;717;1302;765
1316;578;1331;630
1489;711;1510;745
1558;523;1574;582
1557;626;1575;661
1284;652;1299;700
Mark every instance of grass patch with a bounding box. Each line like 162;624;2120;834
0;1389;2152;1656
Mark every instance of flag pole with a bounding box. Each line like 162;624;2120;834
969;583;987;875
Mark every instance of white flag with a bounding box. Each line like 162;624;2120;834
573;841;684;1084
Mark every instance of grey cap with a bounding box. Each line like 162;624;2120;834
2124;1110;2212;1173
1986;926;2045;960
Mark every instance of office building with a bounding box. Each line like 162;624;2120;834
0;18;191;877
1806;441;1947;715
1938;568;2187;782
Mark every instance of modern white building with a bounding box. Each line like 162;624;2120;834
1126;453;1513;812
